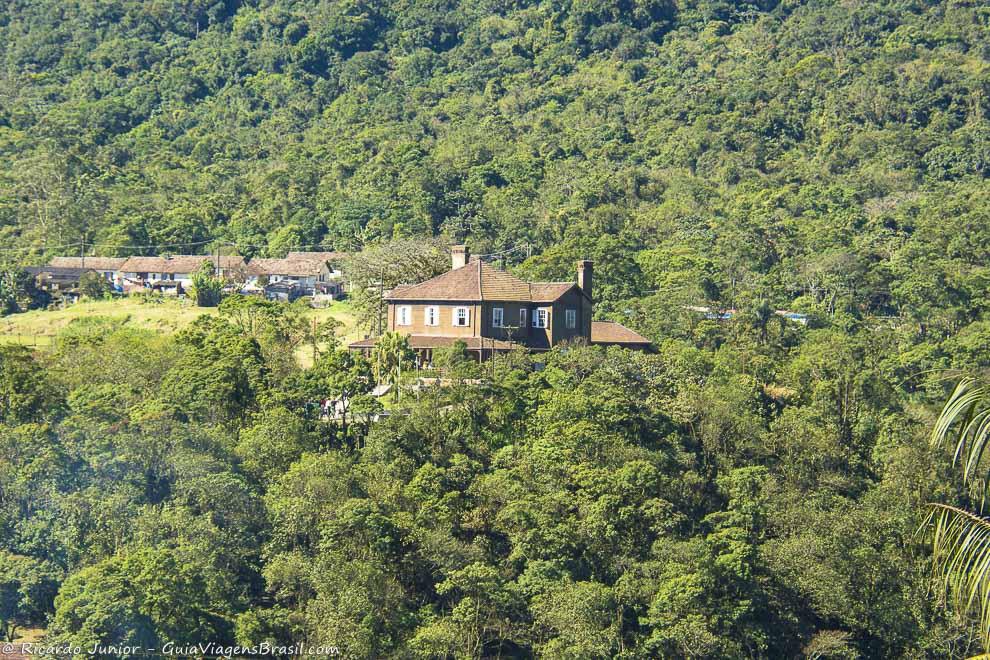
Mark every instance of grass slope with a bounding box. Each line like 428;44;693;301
0;296;363;365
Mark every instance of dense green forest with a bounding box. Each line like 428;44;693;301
2;0;990;657
0;301;977;657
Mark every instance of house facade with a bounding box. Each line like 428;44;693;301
286;251;345;280
119;255;247;288
246;253;343;296
349;245;650;360
48;257;126;282
32;251;347;297
24;266;95;292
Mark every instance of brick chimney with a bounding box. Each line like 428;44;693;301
451;245;469;270
577;260;593;300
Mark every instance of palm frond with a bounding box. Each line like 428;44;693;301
928;503;990;649
931;378;990;485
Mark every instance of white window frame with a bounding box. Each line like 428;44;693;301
565;308;577;329
425;305;439;326
397;305;412;326
532;307;549;329
453;306;470;327
492;307;504;328
519;308;528;328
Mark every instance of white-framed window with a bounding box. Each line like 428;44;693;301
565;309;577;329
397;305;412;326
492;307;504;328
532;307;549;328
519;308;528;328
453;306;470;327
425;306;439;326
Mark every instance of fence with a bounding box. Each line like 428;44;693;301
0;333;52;347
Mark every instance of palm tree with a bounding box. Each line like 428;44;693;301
372;332;413;402
928;376;990;653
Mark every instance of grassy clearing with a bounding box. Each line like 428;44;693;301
0;296;365;365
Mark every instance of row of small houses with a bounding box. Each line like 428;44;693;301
25;251;346;301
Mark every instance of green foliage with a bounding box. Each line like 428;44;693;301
2;0;990;654
0;310;974;655
0;551;60;641
371;332;413;400
191;262;222;308
48;548;222;651
160;316;267;425
0;345;62;424
0;271;50;315
77;272;111;299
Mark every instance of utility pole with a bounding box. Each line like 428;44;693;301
80;237;85;269
377;268;385;337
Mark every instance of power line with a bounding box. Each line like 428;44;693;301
0;241;89;253
86;239;217;250
0;238;343;256
475;244;530;260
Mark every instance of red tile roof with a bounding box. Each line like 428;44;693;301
286;251;346;262
530;282;576;302
247;257;327;277
49;256;126;271
120;255;246;274
590;321;651;345
387;260;580;303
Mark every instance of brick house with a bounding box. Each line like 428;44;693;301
349;245;650;361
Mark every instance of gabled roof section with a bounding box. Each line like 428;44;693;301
387;260;529;302
49;256;126;271
287;251;346;262
386;260;578;303
478;261;531;301
387;260;481;301
247;257;326;277
530;282;576;302
120;255;246;274
591;321;651;346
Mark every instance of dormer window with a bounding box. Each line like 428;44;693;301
454;307;470;327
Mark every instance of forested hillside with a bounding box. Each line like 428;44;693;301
0;303;977;657
3;0;990;657
1;0;989;322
